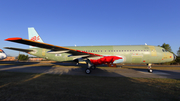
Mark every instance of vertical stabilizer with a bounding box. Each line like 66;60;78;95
28;27;44;48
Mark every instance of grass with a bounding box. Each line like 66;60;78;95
0;71;180;101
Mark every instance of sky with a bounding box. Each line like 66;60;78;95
0;0;180;56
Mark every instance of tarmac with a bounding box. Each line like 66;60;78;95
0;62;180;79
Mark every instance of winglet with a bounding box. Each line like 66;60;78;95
5;37;22;41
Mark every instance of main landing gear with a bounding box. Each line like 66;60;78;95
85;65;96;74
85;59;96;74
147;63;153;73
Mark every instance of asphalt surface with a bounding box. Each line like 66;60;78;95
0;62;180;79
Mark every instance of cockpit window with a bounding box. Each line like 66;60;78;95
162;49;168;52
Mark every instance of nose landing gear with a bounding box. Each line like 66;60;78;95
147;63;153;73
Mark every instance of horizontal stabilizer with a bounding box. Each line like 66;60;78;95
4;47;33;53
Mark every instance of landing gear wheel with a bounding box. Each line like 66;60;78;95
148;69;153;73
85;68;91;74
76;63;79;65
91;65;96;70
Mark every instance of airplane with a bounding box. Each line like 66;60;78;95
4;27;176;74
0;49;7;60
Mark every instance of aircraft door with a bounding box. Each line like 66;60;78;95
42;49;46;56
148;46;157;56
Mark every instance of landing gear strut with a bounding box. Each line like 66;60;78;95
85;59;96;74
147;63;153;73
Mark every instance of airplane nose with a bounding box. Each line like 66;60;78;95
2;53;7;59
173;54;176;60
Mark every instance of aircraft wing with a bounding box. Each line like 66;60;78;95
5;37;103;58
4;47;34;53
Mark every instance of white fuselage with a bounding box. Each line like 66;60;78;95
0;52;7;60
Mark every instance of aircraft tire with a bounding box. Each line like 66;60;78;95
85;68;91;74
148;69;153;73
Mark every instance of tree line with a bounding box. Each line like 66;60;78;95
18;54;29;61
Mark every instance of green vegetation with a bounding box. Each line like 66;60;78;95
160;43;172;52
177;47;180;56
18;54;29;61
0;72;180;101
175;56;180;65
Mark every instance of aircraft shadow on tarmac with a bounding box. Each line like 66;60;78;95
0;62;124;77
51;62;124;77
